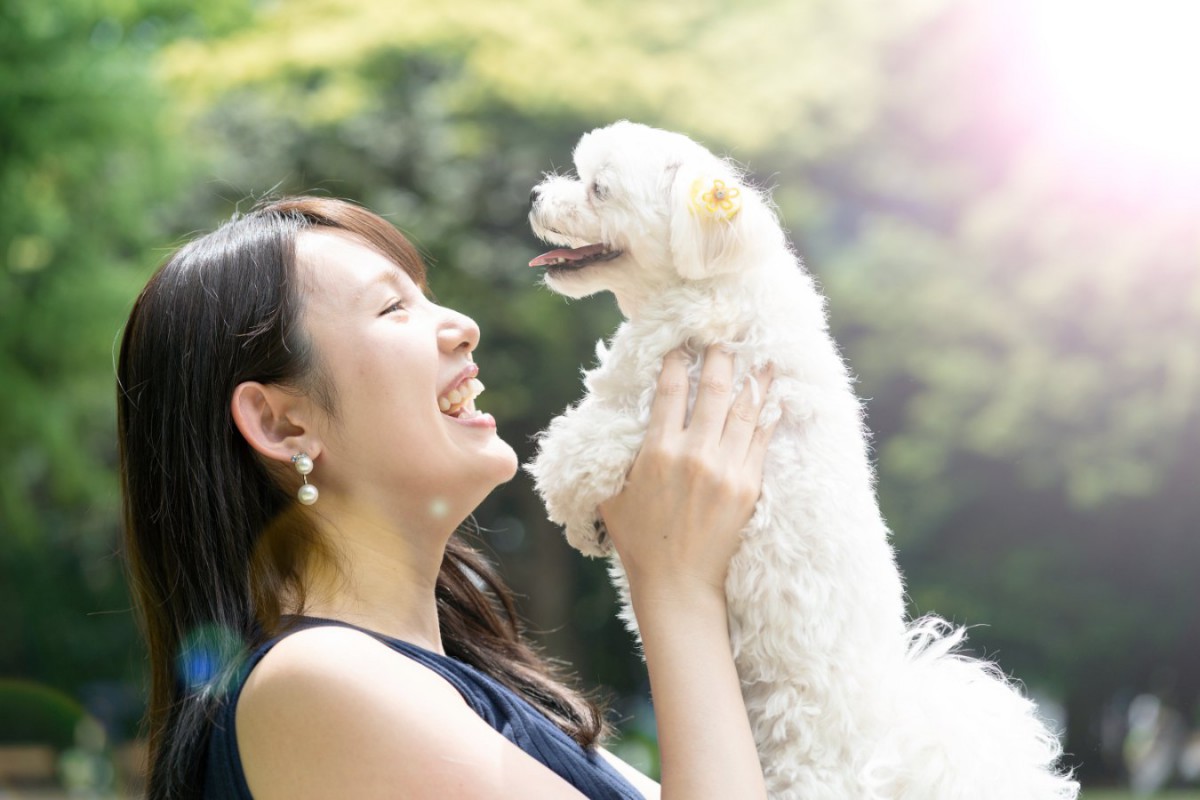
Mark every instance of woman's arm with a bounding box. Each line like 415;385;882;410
600;346;775;800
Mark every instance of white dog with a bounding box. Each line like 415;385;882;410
526;121;1079;800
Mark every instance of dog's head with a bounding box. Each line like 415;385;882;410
528;121;780;316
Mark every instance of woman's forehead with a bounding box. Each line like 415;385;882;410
295;229;419;302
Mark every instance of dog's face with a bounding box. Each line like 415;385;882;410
529;121;774;316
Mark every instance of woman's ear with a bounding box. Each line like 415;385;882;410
231;381;317;463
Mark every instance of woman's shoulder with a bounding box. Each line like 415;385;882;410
234;626;457;796
241;623;449;701
234;625;590;799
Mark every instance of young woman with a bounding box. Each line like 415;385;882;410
118;196;776;799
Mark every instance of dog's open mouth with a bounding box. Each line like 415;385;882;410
529;244;623;271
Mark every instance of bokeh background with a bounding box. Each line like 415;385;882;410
2;0;1198;796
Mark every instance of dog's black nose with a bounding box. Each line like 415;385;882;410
529;186;541;209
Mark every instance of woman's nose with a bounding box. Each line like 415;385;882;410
439;307;480;353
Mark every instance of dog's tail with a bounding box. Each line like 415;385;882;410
867;616;1080;800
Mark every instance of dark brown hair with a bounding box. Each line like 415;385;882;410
117;196;607;800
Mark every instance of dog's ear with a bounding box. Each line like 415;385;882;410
669;162;760;280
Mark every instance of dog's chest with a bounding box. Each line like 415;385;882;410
583;332;753;424
582;335;666;414
580;287;776;420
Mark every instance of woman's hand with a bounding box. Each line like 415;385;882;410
599;345;776;800
599;345;776;605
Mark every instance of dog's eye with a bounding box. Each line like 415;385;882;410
591;180;608;201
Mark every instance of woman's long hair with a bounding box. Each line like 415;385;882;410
117;197;607;800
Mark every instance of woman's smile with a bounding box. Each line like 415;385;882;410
437;362;490;423
438;370;497;429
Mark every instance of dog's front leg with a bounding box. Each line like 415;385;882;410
526;395;646;558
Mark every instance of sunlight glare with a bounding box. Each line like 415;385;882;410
1025;0;1200;174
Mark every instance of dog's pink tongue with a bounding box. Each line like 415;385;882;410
529;244;609;268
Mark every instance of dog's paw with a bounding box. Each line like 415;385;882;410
564;517;613;558
529;398;644;556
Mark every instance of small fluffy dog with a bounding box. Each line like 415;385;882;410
526;121;1079;799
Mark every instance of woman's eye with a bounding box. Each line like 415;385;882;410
381;300;406;316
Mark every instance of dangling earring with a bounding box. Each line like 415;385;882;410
292;453;318;505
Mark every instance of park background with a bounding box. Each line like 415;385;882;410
2;0;1198;796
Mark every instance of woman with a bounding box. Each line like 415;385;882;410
118;196;776;799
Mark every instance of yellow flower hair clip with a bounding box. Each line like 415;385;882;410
689;176;743;221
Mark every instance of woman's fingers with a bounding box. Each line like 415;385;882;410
687;346;736;439
745;414;780;483
646;348;692;438
645;346;776;469
721;364;774;460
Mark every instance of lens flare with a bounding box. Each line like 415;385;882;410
429;497;449;518
175;623;245;696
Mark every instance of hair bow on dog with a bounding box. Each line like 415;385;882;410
689;176;743;221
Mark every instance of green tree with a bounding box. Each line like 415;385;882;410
0;0;246;734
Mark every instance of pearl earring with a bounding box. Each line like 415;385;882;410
292;453;318;505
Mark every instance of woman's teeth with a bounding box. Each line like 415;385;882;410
439;377;485;417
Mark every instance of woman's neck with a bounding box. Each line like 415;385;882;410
293;505;456;654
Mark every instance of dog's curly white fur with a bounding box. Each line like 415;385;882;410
526;121;1079;799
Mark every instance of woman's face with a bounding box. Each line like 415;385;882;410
294;229;518;522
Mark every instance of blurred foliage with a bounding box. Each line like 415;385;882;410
0;679;84;747
0;0;250;734
158;0;928;152
824;3;1200;510
3;0;1198;786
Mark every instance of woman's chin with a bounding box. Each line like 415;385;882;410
490;441;520;484
437;437;519;511
464;437;519;488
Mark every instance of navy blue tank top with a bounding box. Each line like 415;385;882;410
202;615;644;799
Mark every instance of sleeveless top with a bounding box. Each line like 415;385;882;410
202;615;644;799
